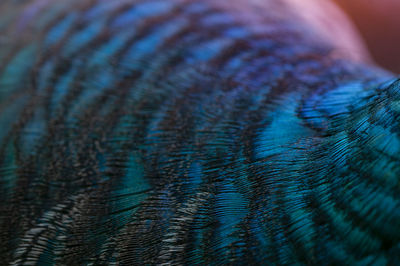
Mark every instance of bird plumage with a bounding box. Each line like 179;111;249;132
0;0;399;264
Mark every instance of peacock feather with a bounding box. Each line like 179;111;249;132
0;0;399;265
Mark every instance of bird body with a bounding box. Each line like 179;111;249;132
0;0;399;265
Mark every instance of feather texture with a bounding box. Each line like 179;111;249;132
0;0;399;265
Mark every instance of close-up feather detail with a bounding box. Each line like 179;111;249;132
0;0;399;265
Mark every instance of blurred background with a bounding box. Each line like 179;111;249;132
333;0;400;73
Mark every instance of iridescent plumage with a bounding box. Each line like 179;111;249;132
0;0;399;265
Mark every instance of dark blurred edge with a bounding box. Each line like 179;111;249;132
334;0;400;73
